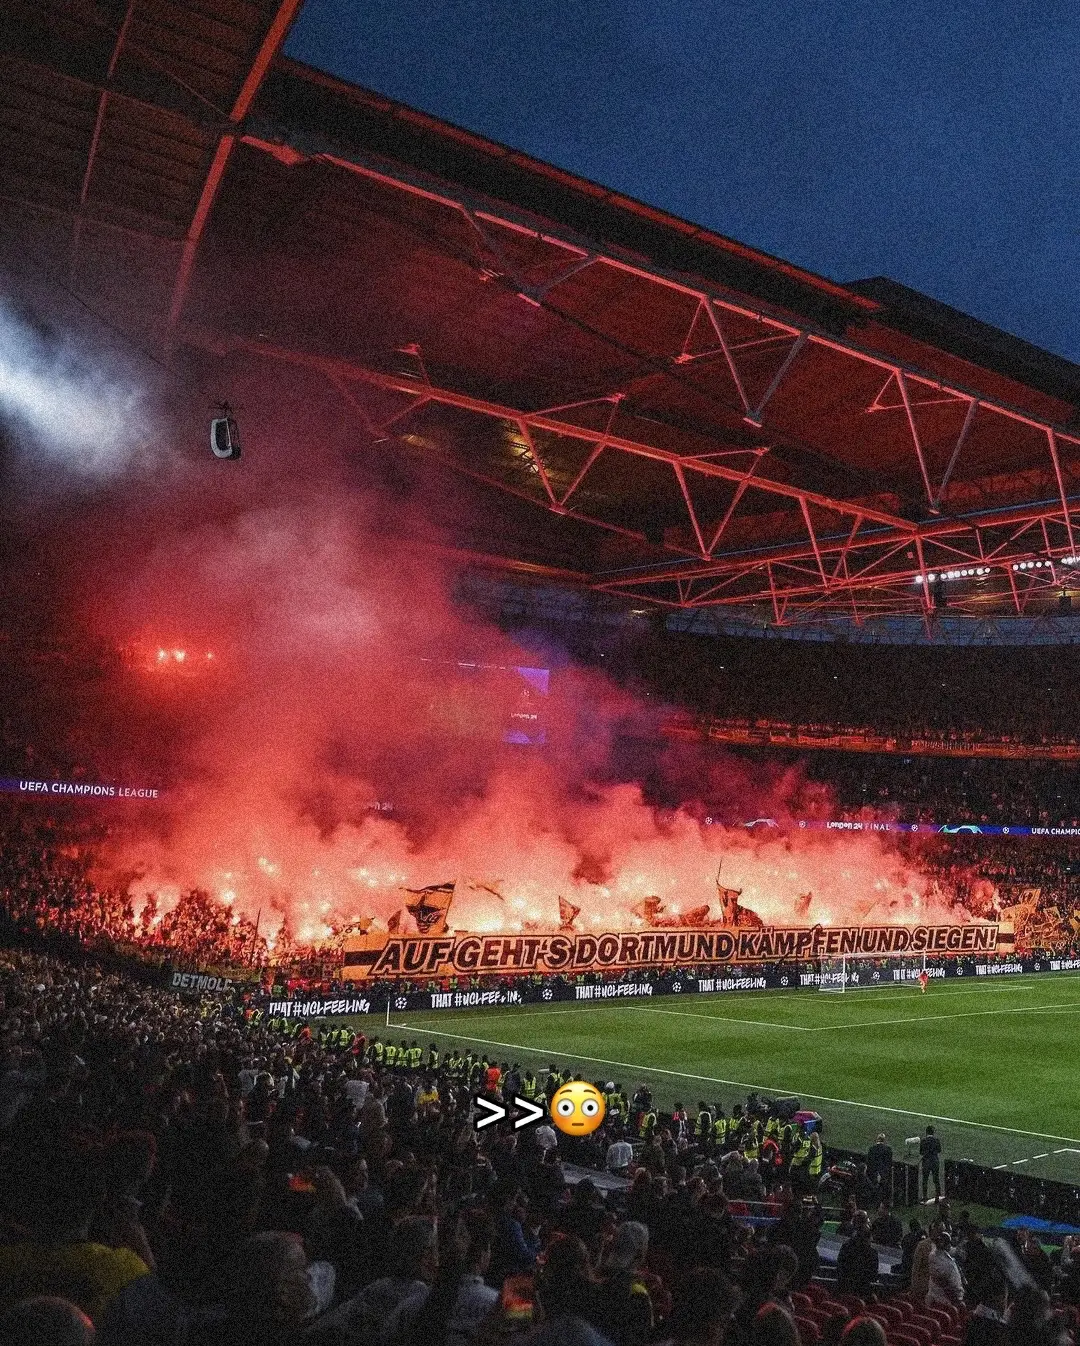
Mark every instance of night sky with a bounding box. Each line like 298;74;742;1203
286;0;1080;362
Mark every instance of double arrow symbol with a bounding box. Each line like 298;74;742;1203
473;1094;546;1131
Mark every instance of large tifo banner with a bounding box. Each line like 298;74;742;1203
251;954;1078;1020
342;923;1002;980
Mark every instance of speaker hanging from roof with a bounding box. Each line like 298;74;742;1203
210;405;241;460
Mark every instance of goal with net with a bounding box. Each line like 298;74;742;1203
816;953;928;992
816;956;849;992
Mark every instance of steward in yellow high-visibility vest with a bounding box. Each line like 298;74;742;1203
713;1113;729;1150
789;1130;813;1192
521;1071;538;1099
640;1108;658;1139
807;1131;823;1181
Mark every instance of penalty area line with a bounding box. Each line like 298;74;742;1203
771;982;1044;1005
807;1002;1080;1032
995;1148;1080;1170
390;1020;1080;1148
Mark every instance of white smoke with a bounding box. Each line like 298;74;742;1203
0;300;152;475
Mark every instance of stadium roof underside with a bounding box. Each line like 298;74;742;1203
5;6;1080;629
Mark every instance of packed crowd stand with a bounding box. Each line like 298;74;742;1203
3;785;1080;992
0;948;1074;1346
635;632;1080;745
792;756;1080;831
697;719;1080;755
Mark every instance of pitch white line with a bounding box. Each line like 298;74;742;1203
807;1003;1080;1031
625;1005;812;1031
996;1146;1080;1170
389;1001;809;1032
382;976;1063;1033
768;982;1045;1004
386;1005;601;1027
485;995;1080;1037
737;975;1080;1006
393;1020;1080;1147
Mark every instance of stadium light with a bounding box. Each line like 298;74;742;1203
911;566;990;585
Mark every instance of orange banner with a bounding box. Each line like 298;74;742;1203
342;922;1000;979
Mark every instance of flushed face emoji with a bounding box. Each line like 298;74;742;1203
551;1081;606;1135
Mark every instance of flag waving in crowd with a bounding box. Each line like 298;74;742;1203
403;881;455;935
558;895;580;930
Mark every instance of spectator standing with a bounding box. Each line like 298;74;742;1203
325;1216;436;1343
928;1230;964;1308
1005;1286;1071;1346
593;1221;656;1346
202;1230;336;1346
836;1211;880;1300
910;1230;934;1307
869;1203;903;1249
898;1219;925;1288
606;1135;634;1176
865;1134;892;1201
490;1185;541;1282
653;1266;739;1346
919;1126;943;1202
534;1119;559;1154
442;1213;500;1346
527;1234;612;1346
964;1272;1009;1346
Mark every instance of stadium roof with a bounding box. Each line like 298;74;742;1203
4;4;1080;630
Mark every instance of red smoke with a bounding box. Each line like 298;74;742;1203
6;343;976;954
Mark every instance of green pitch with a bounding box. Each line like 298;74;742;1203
375;973;1080;1184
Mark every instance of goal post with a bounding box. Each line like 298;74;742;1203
816;952;930;992
816;955;847;992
